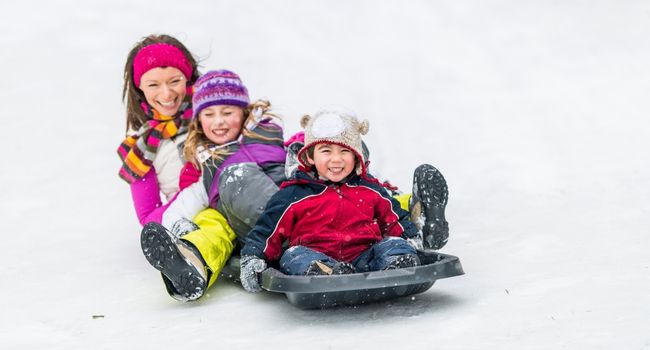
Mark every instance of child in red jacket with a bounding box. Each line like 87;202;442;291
240;106;421;292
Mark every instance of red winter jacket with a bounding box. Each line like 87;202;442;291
242;171;418;263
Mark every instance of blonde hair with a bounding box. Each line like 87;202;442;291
183;99;283;169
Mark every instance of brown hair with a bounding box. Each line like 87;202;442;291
122;34;201;134
183;99;283;168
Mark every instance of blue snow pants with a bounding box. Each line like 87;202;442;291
279;237;417;275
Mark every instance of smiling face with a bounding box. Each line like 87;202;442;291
198;105;245;145
139;67;187;116
307;143;356;182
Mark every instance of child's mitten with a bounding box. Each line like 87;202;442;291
170;218;200;239
240;255;267;293
179;162;201;190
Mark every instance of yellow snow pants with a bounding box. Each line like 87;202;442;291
395;193;411;211
180;208;237;288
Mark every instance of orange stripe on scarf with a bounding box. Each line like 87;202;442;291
125;152;150;176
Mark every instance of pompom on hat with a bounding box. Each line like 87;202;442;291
192;70;250;118
297;106;370;175
132;43;193;88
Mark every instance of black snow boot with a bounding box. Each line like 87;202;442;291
305;260;333;276
140;222;208;301
305;260;356;275
331;262;356;275
383;254;421;270
410;164;449;250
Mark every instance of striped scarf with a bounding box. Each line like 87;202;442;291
117;102;192;184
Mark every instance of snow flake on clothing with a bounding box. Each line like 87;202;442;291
223;164;246;185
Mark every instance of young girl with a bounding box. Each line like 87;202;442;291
140;70;287;301
240;107;421;292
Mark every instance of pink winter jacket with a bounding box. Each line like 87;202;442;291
130;163;202;225
130;169;172;225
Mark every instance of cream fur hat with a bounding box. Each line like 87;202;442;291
297;106;370;175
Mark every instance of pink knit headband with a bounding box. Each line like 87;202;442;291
133;43;193;87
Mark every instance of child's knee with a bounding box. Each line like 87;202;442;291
378;237;416;255
190;208;236;242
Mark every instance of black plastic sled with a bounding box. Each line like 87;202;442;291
221;249;464;309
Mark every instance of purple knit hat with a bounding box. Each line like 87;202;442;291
132;43;193;88
192;70;250;117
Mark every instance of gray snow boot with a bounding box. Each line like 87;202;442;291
410;164;449;250
141;222;208;301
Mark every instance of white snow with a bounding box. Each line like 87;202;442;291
1;0;649;349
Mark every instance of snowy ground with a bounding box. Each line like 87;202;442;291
1;0;649;349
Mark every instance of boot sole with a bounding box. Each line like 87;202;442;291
411;164;449;250
383;253;421;270
141;223;206;301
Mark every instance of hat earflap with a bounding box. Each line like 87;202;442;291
359;119;369;135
